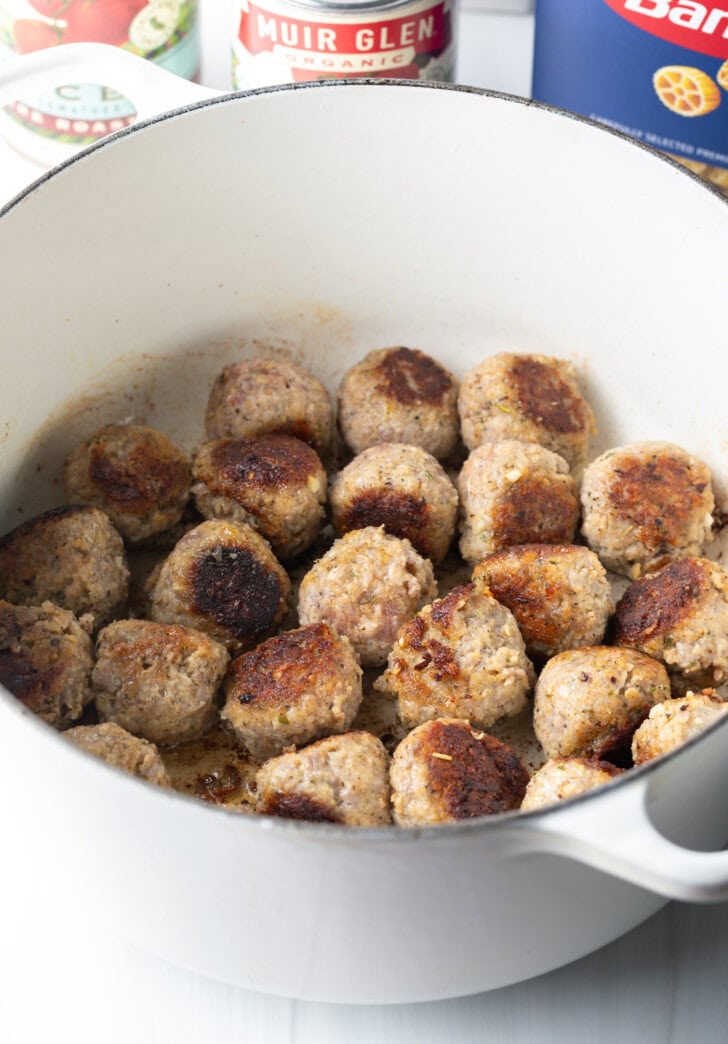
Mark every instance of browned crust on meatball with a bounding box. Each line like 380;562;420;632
335;490;431;557
199;435;321;494
374;347;454;406
394;585;468;684
258;791;341;823
510;356;586;435
190;545;286;643
475;545;565;649
420;720;529;818
613;558;707;644
0;503;81;548
492;477;580;549
85;426;190;519
607;452;710;558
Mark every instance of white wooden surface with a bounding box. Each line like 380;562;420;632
1;4;727;1042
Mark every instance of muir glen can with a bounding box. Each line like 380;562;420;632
232;0;456;88
532;0;728;194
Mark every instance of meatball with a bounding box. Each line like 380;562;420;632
613;557;728;689
457;353;596;471
520;757;622;811
329;443;458;562
298;526;436;667
204;357;333;455
337;346;459;460
457;440;579;565
534;646;670;760
390;718;529;826
632;689;728;765
473;544;614;660
64;423;191;544
64;721;169;786
580;441;714;578
0;600;94;728
376;581;534;731
93;619;229;747
256;731;390;826
0;505;128;629
149;519;290;652
192;434;326;559
221;623;362;760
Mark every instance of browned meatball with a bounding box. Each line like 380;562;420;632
613;557;728;688
93;619;229;747
329;443;458;562
458;353;596;472
0;505;129;629
64;721;169;785
192;434;326;559
64;424;191;544
390;718;529;826
337;347;459;460
0;600;94;728
204;357;333;455
149;519;290;652
256;731;391;826
221;623;362;760
474;544;614;660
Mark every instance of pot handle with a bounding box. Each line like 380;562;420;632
0;43;219;123
523;776;728;902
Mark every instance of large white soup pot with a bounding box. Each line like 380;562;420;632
0;47;727;1005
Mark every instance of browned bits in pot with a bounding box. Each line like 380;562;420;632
64;721;170;786
64;424;191;544
389;718;529;825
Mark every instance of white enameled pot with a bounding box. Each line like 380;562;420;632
1;46;728;1006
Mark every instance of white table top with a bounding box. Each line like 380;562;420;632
1;4;727;1042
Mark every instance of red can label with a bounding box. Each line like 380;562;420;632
232;0;454;87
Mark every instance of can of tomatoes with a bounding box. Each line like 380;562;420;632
232;0;456;89
532;0;728;194
0;0;199;167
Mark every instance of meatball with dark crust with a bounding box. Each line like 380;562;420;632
390;718;529;826
458;353;596;472
613;557;728;688
580;441;714;578
256;731;390;826
93;619;229;747
337;347;459;460
64;721;169;785
221;622;362;760
192;434;326;559
204;357;333;455
149;519;290;652
0;505;128;629
457;440;579;565
329;443;458;562
0;599;95;728
64;424;191;544
520;757;622;811
473;544;614;660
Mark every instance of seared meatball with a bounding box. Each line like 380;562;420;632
534;646;670;760
64;424;191;544
520;757;622;811
474;544;613;660
329;443;458;562
192;434;326;559
377;581;534;730
337;346;459;460
0;600;94;728
0;505;128;629
204;357;333;455
458;353;596;471
149;519;290;652
390;718;529;826
221;623;362;760
256;731;390;826
93;619;229;747
580;441;714;578
457;440;579;565
632;689;728;765
613;557;728;689
64;721;169;785
298;526;436;667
